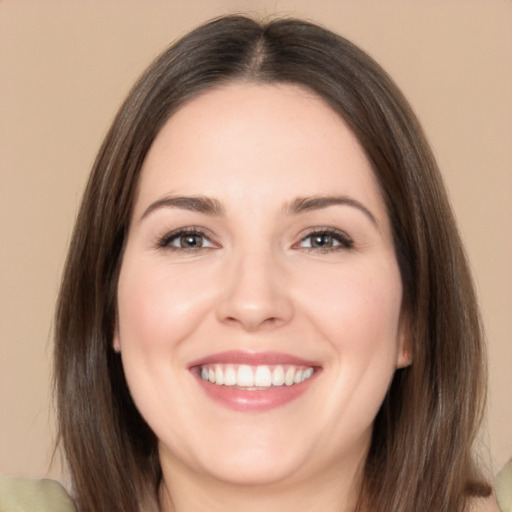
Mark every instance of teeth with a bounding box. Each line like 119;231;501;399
237;365;254;387
198;363;315;388
254;365;272;387
285;366;295;386
224;365;237;386
302;367;314;381
272;365;285;386
215;365;224;385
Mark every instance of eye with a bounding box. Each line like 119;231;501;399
297;229;353;251
158;228;217;251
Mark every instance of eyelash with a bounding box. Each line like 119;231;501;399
157;227;354;252
157;227;216;251
294;227;354;252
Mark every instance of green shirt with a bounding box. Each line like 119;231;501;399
497;461;512;512
0;475;75;512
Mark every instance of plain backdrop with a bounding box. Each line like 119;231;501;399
1;0;511;483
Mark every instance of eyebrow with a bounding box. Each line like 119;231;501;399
283;195;377;225
140;193;377;226
140;195;224;221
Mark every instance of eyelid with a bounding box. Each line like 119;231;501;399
155;225;353;252
157;226;219;250
293;227;354;251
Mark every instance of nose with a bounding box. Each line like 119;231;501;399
215;249;294;332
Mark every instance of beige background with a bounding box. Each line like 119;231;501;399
1;0;511;482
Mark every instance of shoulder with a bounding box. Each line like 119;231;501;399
0;474;75;512
496;460;512;512
467;494;500;512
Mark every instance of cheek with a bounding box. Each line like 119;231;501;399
302;261;403;431
115;259;215;435
117;259;217;354
298;257;403;413
300;259;403;353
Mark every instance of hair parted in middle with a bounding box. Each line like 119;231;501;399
54;15;489;512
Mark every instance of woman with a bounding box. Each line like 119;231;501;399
48;15;494;512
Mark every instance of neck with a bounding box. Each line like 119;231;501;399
158;454;363;512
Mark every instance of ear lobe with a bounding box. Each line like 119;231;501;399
113;319;121;353
396;346;412;369
396;315;412;369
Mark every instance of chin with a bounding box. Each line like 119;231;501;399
198;451;304;487
158;429;312;487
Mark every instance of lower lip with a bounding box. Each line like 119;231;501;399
193;371;319;412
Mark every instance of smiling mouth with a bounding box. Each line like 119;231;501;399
189;351;320;412
196;363;315;389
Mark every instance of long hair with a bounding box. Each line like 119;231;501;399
54;15;489;512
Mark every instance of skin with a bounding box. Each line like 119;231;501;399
115;83;411;512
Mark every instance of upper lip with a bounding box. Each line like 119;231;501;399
188;350;320;369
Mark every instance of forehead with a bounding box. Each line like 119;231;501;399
136;82;387;221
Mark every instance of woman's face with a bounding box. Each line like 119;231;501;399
116;83;408;488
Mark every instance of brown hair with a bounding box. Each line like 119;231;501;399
54;15;490;512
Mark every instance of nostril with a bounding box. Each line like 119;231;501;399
223;314;284;332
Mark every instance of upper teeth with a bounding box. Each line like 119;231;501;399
199;364;314;388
